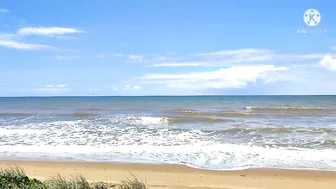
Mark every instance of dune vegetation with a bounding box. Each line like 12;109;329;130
0;166;147;189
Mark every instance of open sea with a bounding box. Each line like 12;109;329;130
0;96;335;171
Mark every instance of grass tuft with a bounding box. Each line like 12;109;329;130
0;165;26;178
0;166;147;189
46;174;93;189
92;181;111;189
118;173;147;189
0;165;46;189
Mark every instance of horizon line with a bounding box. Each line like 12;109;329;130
1;94;336;98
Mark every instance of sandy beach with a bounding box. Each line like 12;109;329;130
0;161;335;189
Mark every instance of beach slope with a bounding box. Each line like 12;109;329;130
0;161;335;189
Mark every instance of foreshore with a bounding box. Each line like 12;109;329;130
0;160;335;189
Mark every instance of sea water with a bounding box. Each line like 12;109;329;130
0;96;335;171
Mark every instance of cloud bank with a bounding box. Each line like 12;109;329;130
140;65;288;90
320;55;336;71
18;27;83;36
0;40;55;50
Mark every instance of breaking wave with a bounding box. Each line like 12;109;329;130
215;127;336;134
245;106;330;111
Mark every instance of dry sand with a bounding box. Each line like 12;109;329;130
0;160;335;189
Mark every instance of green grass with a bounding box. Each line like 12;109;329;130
0;165;46;189
45;174;93;189
118;173;147;189
0;166;147;189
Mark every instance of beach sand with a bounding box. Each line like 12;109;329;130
0;160;335;189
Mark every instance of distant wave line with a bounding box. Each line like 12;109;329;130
245;106;330;111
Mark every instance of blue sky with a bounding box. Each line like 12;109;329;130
0;0;336;96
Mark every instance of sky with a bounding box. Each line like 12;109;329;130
0;0;336;96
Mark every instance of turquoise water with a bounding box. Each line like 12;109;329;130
0;96;336;170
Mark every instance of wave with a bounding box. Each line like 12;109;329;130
3;118;336;137
0;128;47;136
245;106;330;111
168;109;256;117
1;117;336;172
101;115;233;125
2;113;335;134
70;112;98;117
168;117;234;123
84;108;105;111
216;112;255;116
0;112;36;117
170;109;202;114
37;106;65;110
126;116;169;126
0;143;335;171
0;112;99;118
215;127;336;135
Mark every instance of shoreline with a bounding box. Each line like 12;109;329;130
1;158;335;172
0;160;336;189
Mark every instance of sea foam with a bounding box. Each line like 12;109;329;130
0;115;336;171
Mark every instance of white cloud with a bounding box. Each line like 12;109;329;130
134;63;336;94
0;9;10;13
53;35;80;40
141;65;287;80
122;84;142;91
133;85;141;90
18;27;83;36
129;48;326;67
140;65;288;90
0;40;55;50
56;55;81;60
195;48;325;65
195;48;273;57
149;62;206;67
193;48;275;65
276;53;326;61
35;84;69;92
129;55;144;62
320;55;336;71
56;54;108;60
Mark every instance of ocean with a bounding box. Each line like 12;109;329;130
0;96;335;171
